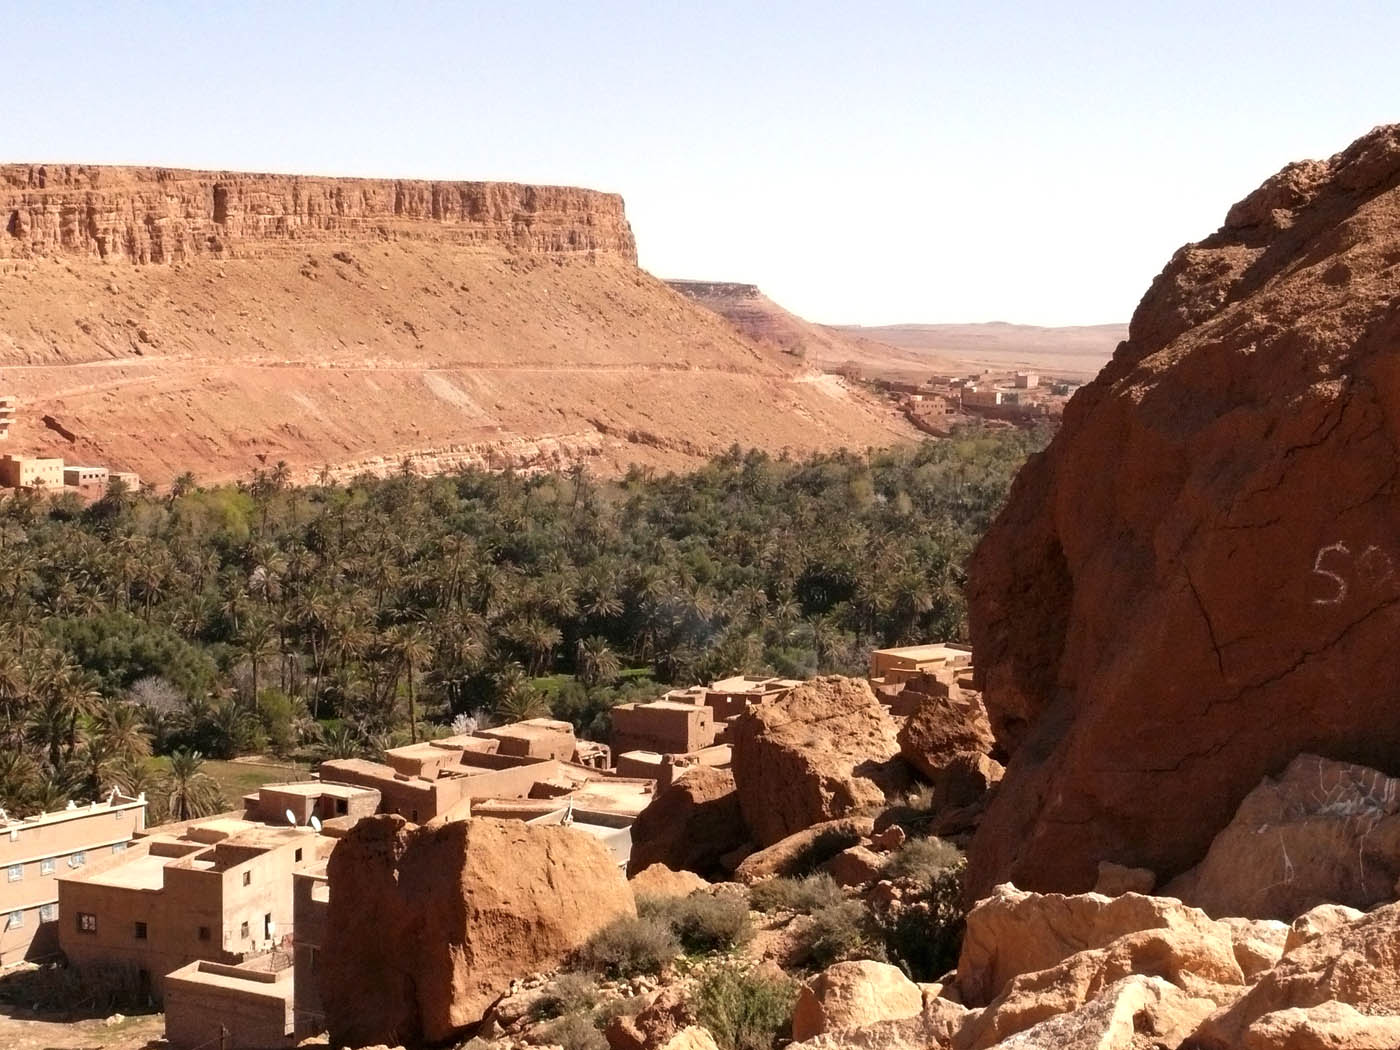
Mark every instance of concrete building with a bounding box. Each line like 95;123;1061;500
58;819;332;999
63;465;108;488
611;699;717;757
1015;371;1040;389
240;781;379;828
0;454;64;490
869;643;974;686
164;956;296;1050
0;395;15;440
110;470;141;490
0;793;146;967
961;388;1005;409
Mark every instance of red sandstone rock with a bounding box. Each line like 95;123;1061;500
897;690;1003;814
320;814;634;1046
1166;754;1400;920
630;863;712;899
1092;861;1156;897
823;845;884;888
792;960;925;1042
627;767;747;879
965;124;1400;900
733;817;875;884
731;676;907;847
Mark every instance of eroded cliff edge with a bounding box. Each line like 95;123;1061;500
1;164;636;263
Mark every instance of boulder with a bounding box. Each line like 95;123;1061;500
734;817;875;884
1282;902;1364;955
321;814;634;1046
658;1028;720;1050
958;925;1244;1048
1190;901;1400;1048
630;863;712;899
731;676;908;847
789;984;973;1050
791;960;925;1041
897;690;1003;809
604;984;692;1050
869;825;906;852
1238;1001;1400;1050
824;846;884;888
956;884;1230;1006
627;766;746;879
1167;755;1400;920
1220;916;1290;981
964;123;1400;899
977;975;1216;1050
1092;861;1155;897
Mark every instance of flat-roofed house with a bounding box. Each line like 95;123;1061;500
475;718;578;762
610;700;717;757
58;822;331;999
0;793;146;967
164;956;296;1050
869;643;974;686
0;454;64;490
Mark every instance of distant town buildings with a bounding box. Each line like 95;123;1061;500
0;398;140;497
0;395;15;440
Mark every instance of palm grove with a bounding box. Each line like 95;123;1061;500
0;429;1044;819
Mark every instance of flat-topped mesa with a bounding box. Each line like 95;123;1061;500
667;279;763;300
0;164;637;264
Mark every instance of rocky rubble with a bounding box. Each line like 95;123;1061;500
965;122;1400;900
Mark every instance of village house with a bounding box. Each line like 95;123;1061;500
610;699;718;757
0;792;146;967
475;718;578;762
869;642;974;686
0;395;15;440
961;387;1005;409
291;864;329;1039
164;955;297;1050
63;465;109;498
57;806;336;999
0;453;64;490
1015;371;1040;388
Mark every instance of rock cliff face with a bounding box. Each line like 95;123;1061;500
1;164;636;263
965;124;1400;900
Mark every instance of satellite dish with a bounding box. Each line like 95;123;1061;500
284;808;297;826
309;815;322;833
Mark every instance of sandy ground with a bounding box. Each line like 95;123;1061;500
0;1009;165;1050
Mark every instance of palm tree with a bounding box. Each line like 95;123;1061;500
492;664;548;722
319;723;362;760
162;750;225;822
575;636;620;688
239;618;278;702
95;702;153;765
389;624;434;744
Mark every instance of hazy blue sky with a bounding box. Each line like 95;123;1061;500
12;2;1400;325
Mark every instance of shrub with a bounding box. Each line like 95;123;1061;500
539;1010;608;1050
576;915;679;977
639;892;752;955
804;900;884;969
531;972;602;1022
748;874;844;915
880;836;962;885
877;861;967;981
693;964;798;1050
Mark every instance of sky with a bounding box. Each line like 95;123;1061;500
10;1;1400;326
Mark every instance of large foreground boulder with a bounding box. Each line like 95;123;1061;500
321;814;634;1046
1189;901;1400;1049
733;817;874;884
897;689;1004;811
965;123;1400;899
731;675;908;847
1167;754;1400;920
791;960;924;1041
627;766;746;878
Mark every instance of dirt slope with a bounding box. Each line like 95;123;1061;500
0;165;913;484
835;322;1126;380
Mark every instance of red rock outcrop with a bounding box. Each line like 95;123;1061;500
897;688;1003;812
320;814;634;1047
0;164;637;263
627;767;747;879
731;676;908;847
965;124;1400;899
1166;754;1400;920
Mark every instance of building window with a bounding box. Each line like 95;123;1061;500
39;904;56;923
198;925;210;941
6;864;21;882
111;842;127;855
242;871;251;887
5;911;21;930
294;849;303;862
77;912;97;934
40;857;55;875
134;921;147;940
71;851;86;867
239;921;249;939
